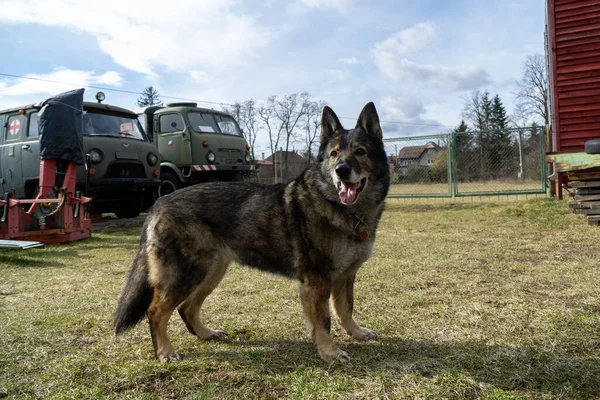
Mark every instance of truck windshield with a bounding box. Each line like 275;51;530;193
187;111;242;136
83;111;145;140
213;114;242;136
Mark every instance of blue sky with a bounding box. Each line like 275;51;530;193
0;0;545;155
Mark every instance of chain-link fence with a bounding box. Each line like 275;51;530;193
384;126;546;198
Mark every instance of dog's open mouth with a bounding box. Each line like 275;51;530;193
338;178;367;205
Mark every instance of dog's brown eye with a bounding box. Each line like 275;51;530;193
330;150;338;157
355;148;366;156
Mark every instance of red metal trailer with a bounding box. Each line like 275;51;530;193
0;89;92;244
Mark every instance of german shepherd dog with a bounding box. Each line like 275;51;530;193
114;102;390;363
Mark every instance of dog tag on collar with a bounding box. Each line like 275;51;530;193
360;229;369;241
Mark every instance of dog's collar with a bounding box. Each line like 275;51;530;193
353;214;370;241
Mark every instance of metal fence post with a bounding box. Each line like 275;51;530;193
449;132;456;198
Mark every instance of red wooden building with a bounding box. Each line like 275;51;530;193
546;0;600;199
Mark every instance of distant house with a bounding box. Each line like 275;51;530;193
257;150;309;183
395;141;442;168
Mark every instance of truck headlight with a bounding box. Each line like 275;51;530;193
87;149;103;164
245;153;252;163
207;151;215;163
147;152;159;166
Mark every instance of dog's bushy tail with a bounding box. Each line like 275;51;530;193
114;249;153;335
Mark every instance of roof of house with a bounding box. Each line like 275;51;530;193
256;160;273;166
264;151;308;164
397;141;441;160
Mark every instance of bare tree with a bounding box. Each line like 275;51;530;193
462;89;492;131
302;98;327;163
239;100;259;161
514;54;549;127
224;100;260;161
257;96;285;182
272;93;311;179
223;102;242;122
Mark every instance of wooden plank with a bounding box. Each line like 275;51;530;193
568;180;600;187
587;214;600;222
569;171;600;180
574;208;600;215
575;188;600;195
574;193;600;201
568;200;588;208
546;152;600;172
579;201;600;208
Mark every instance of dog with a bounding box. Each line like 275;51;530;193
114;102;390;363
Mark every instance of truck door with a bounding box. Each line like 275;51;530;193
155;113;192;166
20;111;42;195
1;114;26;197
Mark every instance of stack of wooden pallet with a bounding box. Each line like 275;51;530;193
567;170;600;225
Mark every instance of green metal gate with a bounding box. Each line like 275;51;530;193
384;126;547;198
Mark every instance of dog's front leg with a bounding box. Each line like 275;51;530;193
299;273;350;363
331;273;378;341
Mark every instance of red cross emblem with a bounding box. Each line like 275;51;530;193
9;120;20;136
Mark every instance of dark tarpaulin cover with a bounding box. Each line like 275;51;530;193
37;88;85;165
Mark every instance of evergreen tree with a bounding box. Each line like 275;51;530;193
489;95;513;178
490;94;510;130
453;120;474;181
137;86;163;107
476;91;493;179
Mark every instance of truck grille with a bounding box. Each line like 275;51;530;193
218;148;242;164
105;162;146;179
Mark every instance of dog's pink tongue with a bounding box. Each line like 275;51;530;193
339;182;359;204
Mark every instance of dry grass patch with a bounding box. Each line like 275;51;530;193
0;199;599;399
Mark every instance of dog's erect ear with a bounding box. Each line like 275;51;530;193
320;105;343;144
356;102;382;141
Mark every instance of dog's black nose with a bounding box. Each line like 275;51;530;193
335;163;352;179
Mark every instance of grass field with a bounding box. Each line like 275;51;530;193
1;199;599;399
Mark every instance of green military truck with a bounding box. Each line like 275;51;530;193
0;92;161;218
137;103;255;196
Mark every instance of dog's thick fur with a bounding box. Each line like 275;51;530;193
114;102;390;363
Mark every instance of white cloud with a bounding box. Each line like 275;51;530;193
0;68;123;97
189;70;213;84
327;69;350;82
381;96;426;120
373;22;437;57
300;0;355;12
379;95;448;137
338;57;359;65
372;24;490;91
0;0;272;75
374;57;491;91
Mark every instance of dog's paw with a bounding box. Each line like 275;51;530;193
199;329;228;340
319;348;351;364
158;351;182;363
349;327;379;341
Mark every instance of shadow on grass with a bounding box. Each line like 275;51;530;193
0;249;76;267
181;336;600;398
0;231;139;267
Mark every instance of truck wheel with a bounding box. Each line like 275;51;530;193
585;138;600;154
114;198;143;219
159;172;181;197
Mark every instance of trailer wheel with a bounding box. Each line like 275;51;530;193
585;138;600;154
159;172;181;197
31;186;59;217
